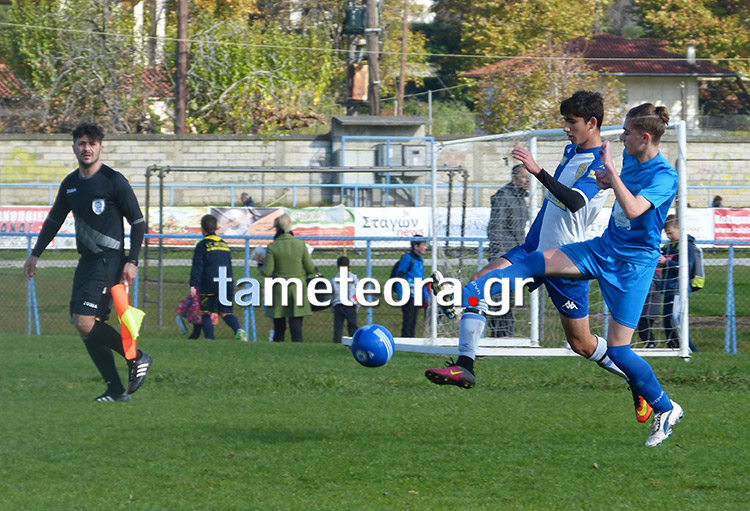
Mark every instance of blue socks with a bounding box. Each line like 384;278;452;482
201;314;215;340
201;314;241;340
588;335;627;380
607;345;672;412
223;314;241;333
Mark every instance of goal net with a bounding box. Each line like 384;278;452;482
398;122;691;358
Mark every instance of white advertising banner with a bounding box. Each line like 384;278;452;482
353;207;431;247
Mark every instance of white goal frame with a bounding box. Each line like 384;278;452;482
398;120;691;359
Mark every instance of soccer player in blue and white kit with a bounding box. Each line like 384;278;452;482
426;90;652;424
438;103;682;447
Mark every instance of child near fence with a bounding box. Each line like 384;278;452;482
176;293;218;339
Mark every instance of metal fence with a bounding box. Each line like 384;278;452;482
4;232;745;354
2;182;747;209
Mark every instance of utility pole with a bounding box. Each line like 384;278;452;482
366;0;380;115
397;0;408;116
174;0;188;134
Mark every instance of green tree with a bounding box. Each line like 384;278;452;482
177;10;339;134
0;0;158;133
634;0;750;75
432;0;614;62
476;45;626;133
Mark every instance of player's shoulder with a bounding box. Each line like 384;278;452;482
61;168;79;185
98;164;128;181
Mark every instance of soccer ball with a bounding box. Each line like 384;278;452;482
351;324;395;368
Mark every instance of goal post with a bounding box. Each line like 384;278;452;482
416;121;691;358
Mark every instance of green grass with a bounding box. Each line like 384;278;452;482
2;334;749;510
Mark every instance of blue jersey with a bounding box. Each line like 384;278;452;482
600;149;677;265
520;144;608;253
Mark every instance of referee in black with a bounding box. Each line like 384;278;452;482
23;122;152;402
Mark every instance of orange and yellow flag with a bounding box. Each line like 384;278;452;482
111;284;145;361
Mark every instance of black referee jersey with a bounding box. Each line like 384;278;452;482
32;164;144;258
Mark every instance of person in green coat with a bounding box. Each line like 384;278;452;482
261;213;316;342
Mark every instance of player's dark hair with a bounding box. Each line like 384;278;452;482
337;256;350;268
72;122;104;143
410;239;426;248
560;90;604;131
201;214;218;235
626;103;670;144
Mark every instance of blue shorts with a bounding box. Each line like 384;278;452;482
542;276;589;319
503;245;589;318
560;237;656;328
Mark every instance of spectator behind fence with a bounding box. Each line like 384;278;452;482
394;239;430;338
261;213;316;342
240;192;256;207
331;256;359;343
486;163;530;337
711;195;723;208
190;214;246;342
658;214;699;352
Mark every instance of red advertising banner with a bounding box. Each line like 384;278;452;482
713;208;750;241
0;206;75;249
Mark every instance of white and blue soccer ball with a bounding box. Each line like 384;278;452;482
351;324;395;368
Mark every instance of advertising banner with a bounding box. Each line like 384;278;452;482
147;207;205;247
210;207;281;247
713;208;750;242
435;207;490;240
286;205;355;246
0;206;75;249
354;207;431;247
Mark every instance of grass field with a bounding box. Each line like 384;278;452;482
2;333;749;510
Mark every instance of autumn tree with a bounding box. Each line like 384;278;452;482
634;0;750;75
431;0;615;64
0;0;158;133
172;3;345;135
476;45;626;133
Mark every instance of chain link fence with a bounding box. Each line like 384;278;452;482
4;233;746;353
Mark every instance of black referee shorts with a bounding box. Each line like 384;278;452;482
70;253;125;320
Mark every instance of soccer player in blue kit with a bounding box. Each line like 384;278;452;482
427;90;654;425
434;103;682;447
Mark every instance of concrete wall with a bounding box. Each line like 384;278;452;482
1;132;749;208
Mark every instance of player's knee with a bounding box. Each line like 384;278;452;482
567;335;594;357
73;315;96;338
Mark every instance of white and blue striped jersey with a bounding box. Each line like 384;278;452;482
521;144;608;252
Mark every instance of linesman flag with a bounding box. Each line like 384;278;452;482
111;283;145;361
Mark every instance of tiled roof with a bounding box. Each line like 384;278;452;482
0;61;25;98
143;65;172;97
465;33;738;78
0;62;172;99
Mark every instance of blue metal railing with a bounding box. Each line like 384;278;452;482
5;182;747;208
5;231;745;353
